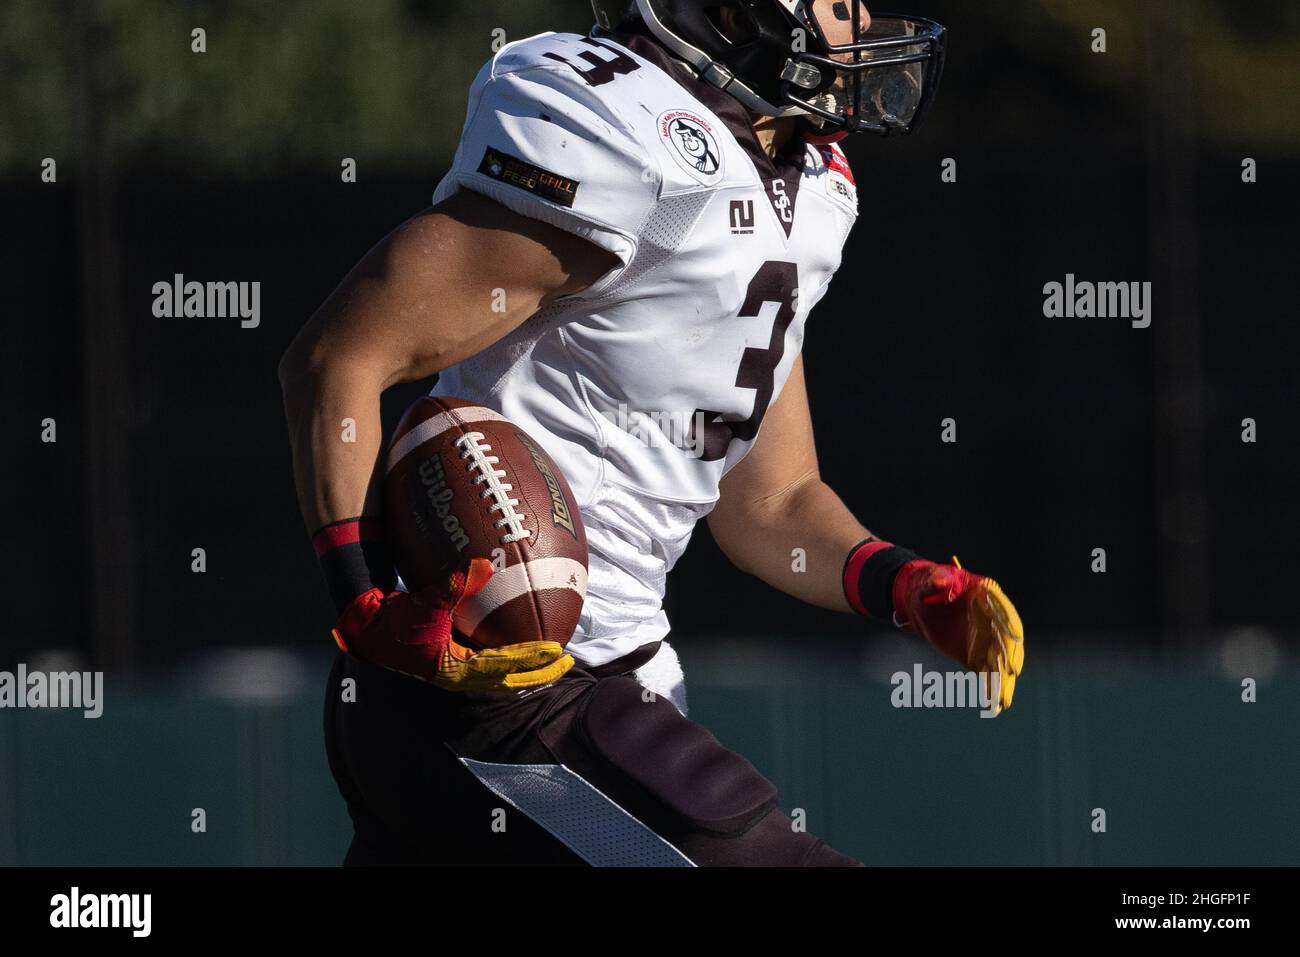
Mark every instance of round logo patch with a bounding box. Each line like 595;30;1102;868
658;109;723;183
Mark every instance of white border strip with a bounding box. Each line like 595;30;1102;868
385;404;510;474
455;557;588;635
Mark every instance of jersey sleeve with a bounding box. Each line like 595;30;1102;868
433;36;662;296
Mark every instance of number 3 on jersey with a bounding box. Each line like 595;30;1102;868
691;260;800;462
543;38;640;87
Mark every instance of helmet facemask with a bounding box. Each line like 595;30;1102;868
778;2;946;134
600;0;946;136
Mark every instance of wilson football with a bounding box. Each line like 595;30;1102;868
383;395;588;650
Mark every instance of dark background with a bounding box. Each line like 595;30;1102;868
1;0;1296;864
6;0;1296;665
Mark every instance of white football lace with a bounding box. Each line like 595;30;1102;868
454;431;531;545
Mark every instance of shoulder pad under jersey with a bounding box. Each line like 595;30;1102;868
434;33;668;294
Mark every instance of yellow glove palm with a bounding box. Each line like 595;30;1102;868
433;639;574;692
895;557;1025;716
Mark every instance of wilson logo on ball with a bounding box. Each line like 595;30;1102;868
416;455;470;552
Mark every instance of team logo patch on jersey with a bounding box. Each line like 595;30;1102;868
478;147;579;208
658;110;723;183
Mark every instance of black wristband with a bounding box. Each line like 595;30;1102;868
843;539;923;620
311;518;397;614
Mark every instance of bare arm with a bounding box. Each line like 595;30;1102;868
708;356;873;612
278;189;618;533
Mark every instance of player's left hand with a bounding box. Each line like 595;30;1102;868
892;558;1025;716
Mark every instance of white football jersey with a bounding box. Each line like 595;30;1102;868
431;30;858;666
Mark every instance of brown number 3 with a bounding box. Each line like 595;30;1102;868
543;38;641;87
691;260;800;462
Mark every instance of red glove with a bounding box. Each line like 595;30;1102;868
892;557;1025;715
332;558;573;692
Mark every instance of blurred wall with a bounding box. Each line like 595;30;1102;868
2;644;1295;865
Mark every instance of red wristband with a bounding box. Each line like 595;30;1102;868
311;517;394;613
311;517;385;558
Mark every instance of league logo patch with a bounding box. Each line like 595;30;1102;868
819;145;855;185
478;147;580;208
818;144;857;206
658;109;723;183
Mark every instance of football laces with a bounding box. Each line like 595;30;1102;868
455;431;532;545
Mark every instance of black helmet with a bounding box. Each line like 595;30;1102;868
591;0;945;135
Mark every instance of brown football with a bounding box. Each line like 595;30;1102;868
383;395;587;650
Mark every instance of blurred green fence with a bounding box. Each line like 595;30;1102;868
2;639;1294;866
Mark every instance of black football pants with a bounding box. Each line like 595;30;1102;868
324;650;861;866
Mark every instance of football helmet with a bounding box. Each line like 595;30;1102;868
591;0;945;134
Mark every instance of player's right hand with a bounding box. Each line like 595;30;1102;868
331;558;574;692
892;558;1025;716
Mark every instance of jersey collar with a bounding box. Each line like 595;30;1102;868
610;29;809;216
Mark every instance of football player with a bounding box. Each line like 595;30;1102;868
279;0;1023;866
